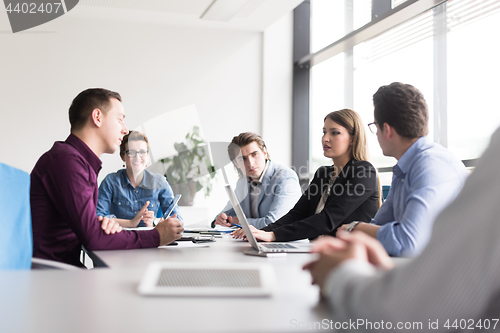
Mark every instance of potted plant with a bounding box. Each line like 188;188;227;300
161;126;215;206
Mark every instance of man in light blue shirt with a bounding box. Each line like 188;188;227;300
340;82;468;256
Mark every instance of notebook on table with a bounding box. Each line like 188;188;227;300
224;184;312;256
138;262;275;297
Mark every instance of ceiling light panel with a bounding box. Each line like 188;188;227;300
201;0;250;21
79;0;214;16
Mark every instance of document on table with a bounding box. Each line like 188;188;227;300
158;242;210;249
123;227;155;231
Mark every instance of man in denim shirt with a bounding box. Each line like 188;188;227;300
339;82;468;256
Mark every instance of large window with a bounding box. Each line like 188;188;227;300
308;0;500;184
447;0;500;160
352;10;434;171
310;53;345;171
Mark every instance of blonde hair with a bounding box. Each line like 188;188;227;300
324;109;382;208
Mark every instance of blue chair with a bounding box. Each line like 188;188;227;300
0;162;79;270
382;185;391;201
0;163;32;270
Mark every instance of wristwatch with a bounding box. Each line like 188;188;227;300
345;221;360;233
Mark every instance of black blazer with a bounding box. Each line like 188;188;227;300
261;159;379;241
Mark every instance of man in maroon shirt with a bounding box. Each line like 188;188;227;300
31;88;183;267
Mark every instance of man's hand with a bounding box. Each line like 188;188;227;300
230;216;239;226
155;214;184;246
303;231;394;291
214;213;233;227
337;224;349;233
231;225;276;242
98;215;123;234
338;222;380;239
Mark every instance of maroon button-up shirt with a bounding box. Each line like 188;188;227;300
31;134;160;267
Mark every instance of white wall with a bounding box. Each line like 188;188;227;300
0;8;261;173
0;6;294;218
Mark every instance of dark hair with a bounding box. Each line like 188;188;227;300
373;82;428;138
119;131;149;161
69;88;122;132
324;109;368;162
228;132;270;177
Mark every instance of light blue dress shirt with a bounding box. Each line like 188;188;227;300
371;136;468;256
97;169;182;227
218;160;302;229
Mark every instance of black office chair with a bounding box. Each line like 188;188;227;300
81;246;109;268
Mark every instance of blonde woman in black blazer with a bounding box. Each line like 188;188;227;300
233;109;381;242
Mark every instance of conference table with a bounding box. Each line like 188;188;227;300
0;232;332;333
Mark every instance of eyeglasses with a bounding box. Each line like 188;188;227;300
125;150;148;158
367;122;379;134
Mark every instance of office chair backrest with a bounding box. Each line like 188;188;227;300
382;185;391;201
0;163;32;270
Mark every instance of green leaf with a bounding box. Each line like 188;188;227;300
195;180;203;192
161;125;216;199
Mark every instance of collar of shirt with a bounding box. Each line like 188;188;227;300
65;134;102;175
247;160;270;186
118;169;160;190
393;136;431;179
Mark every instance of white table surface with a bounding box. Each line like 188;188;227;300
1;236;332;333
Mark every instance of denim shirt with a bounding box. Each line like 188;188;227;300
371;136;468;256
97;169;182;227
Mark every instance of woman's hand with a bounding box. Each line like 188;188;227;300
231;225;276;242
131;201;151;227
214;212;232;227
141;209;155;227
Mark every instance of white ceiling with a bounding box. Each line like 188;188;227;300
74;0;304;31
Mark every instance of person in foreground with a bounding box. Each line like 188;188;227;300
338;82;468;256
30;88;183;267
233;109;380;242
97;131;182;228
304;126;500;333
213;132;301;229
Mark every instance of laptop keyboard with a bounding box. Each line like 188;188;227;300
261;243;297;249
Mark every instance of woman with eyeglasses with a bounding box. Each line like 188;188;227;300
97;131;182;228
232;109;381;242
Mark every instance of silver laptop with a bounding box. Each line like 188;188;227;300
138;261;276;297
224;184;312;255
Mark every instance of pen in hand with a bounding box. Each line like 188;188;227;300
226;214;241;228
